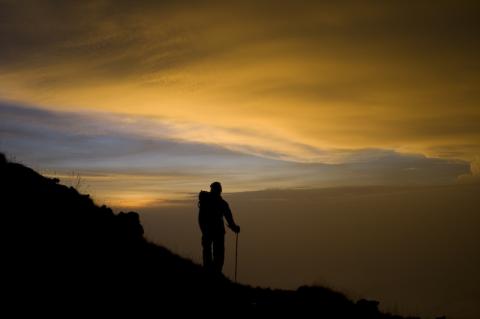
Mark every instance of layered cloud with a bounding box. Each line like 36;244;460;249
0;0;479;171
0;102;470;206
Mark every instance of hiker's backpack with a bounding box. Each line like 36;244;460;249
198;190;212;232
198;190;210;209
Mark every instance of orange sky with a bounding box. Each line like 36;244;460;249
1;1;479;174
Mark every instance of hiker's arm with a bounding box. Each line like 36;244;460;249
224;202;240;233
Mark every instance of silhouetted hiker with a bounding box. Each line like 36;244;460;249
198;182;240;273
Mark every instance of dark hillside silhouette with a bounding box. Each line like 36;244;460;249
1;153;426;318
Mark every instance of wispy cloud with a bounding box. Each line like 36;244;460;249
0;102;470;206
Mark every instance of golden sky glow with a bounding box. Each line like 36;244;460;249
1;1;479;169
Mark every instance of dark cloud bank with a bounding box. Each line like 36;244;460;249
140;184;480;319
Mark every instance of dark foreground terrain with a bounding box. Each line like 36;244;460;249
1;153;425;318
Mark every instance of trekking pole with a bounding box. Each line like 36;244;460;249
235;232;239;282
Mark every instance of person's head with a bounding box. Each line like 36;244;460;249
210;181;222;196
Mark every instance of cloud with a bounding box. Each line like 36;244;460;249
457;156;480;183
0;0;479;168
0;102;268;169
0;102;470;207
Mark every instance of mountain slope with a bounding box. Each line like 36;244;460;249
1;153;421;318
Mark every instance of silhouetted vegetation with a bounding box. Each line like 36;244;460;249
1;153;427;317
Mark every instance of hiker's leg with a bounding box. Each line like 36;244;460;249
202;234;213;269
212;233;225;273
